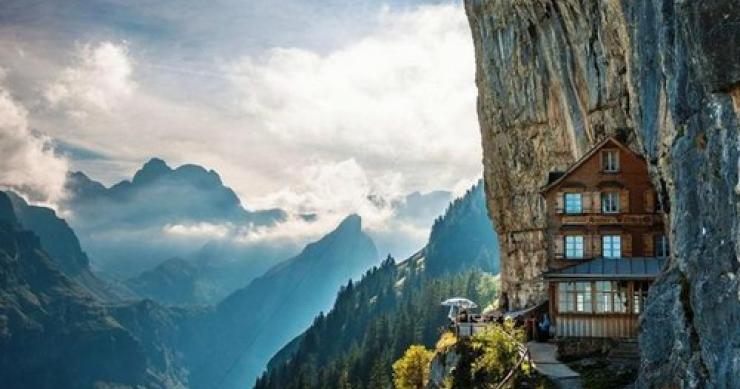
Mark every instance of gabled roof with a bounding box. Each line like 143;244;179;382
540;136;644;194
543;256;666;280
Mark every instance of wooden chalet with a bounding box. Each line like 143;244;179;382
541;137;667;339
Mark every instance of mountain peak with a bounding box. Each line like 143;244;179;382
133;158;172;184
337;214;362;232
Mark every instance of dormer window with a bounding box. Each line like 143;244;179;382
564;193;582;214
602;150;619;172
601;192;620;213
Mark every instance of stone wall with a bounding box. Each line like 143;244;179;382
464;0;738;387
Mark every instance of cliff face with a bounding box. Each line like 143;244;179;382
464;0;738;387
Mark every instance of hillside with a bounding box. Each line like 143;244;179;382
5;191;122;301
0;192;187;388
255;181;500;389
181;214;380;388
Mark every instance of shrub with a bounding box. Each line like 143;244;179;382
451;320;525;388
435;332;458;353
392;345;434;389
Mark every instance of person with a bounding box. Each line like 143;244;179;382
458;308;468;323
537;313;550;341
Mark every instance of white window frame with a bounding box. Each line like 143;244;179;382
633;281;650;314
603;150;619;172
574;282;592;313
602;235;621;258
565;236;584;259
564;193;582;214
601;192;620;213
595;281;614;313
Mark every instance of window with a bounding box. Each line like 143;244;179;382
601;192;620;213
565;236;584;259
595;281;613;313
558;282;592;313
655;235;669;257
602;150;619;172
633;281;650;314
602;235;621;258
558;283;573;313
564;193;582;214
575;282;592;312
595;281;628;313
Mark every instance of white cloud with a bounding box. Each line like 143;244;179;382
252;158;399;228
163;222;231;240
0;75;69;205
228;4;479;170
45;41;135;118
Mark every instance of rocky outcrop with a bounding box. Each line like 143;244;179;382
5;191;122;301
464;0;738;387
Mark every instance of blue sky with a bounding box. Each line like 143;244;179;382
0;0;481;246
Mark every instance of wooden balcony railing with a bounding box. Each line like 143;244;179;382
561;213;661;226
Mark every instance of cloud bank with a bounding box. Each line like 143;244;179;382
0;75;69;204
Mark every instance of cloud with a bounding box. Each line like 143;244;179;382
45;41;135;118
163;222;231;240
227;4;479;171
0;2;481;258
0;75;69;205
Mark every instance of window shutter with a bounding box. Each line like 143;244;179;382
600;151;605;171
583;191;593;213
643;233;654;256
622;233;633;257
593;235;602;257
644;190;655;213
593;192;601;213
556;192;564;213
554;235;564;258
620;189;630;213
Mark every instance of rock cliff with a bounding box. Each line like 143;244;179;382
464;0;738;387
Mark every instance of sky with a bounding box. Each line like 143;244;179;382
0;0;482;247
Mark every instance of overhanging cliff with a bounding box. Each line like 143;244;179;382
464;0;738;387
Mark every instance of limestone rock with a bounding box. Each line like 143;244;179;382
464;0;739;387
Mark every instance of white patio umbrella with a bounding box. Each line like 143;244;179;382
441;298;478;320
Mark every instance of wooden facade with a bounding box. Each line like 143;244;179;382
541;137;666;339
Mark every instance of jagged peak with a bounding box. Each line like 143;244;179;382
337;213;362;232
132;157;172;184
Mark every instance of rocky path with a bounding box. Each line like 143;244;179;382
527;342;582;389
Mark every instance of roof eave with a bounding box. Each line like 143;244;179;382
540;136;644;194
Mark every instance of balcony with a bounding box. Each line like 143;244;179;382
560;213;661;226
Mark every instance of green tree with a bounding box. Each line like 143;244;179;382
392;345;434;389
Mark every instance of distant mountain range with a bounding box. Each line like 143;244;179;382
60;158;452;304
63;158;289;278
